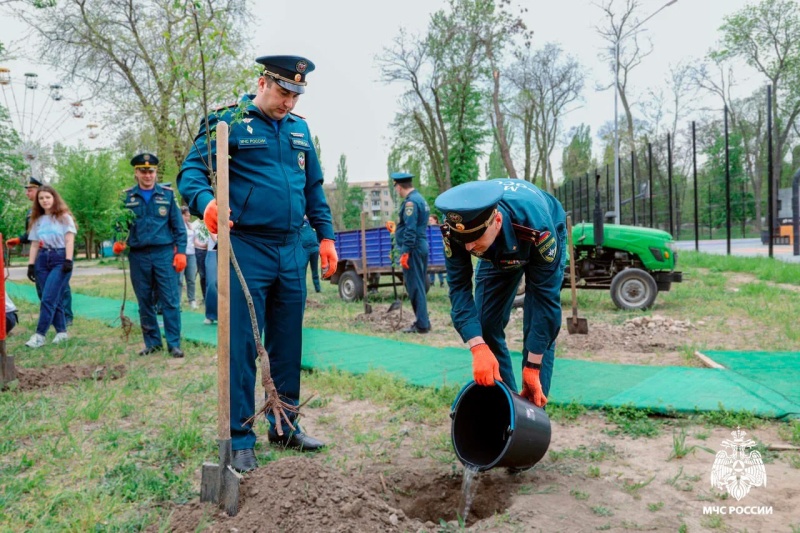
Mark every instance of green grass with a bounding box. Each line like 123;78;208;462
604;405;661;438
4;251;800;530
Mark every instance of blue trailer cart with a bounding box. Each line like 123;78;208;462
330;226;446;302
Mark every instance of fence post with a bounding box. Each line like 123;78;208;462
693;121;699;251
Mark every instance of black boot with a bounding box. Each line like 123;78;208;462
268;427;325;452
232;448;257;473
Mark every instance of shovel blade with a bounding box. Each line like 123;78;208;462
567;317;589;335
200;439;243;516
386;300;402;313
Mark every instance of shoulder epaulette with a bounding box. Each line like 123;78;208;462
123;187;134;193
512;223;543;244
212;101;238;112
290;111;306;120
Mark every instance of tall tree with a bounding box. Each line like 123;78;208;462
596;0;652;183
379;0;527;192
0;105;28;240
713;0;800;230
329;154;350;231
508;43;584;191
14;0;252;175
561;124;593;181
55;147;129;258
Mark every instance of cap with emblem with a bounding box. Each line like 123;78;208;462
390;172;414;184
434;181;504;243
130;153;159;169
25;177;43;188
256;55;315;94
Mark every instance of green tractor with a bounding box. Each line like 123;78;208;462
570;174;682;310
515;175;682;310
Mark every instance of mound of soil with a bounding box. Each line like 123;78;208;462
11;364;126;390
355;308;408;333
164;456;427;532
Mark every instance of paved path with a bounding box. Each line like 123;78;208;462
674;238;800;263
4;264;123;282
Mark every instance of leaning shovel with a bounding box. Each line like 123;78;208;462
200;121;243;515
566;215;588;335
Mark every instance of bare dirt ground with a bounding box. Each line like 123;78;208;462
163;396;800;532
4;363;126;390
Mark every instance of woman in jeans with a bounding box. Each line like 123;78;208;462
25;185;77;348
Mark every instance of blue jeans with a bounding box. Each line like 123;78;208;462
205;250;218;320
195;248;208;300
179;253;198;303
429;271;445;286
34;248;73;335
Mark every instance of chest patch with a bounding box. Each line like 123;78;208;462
291;138;311;149
239;137;267;148
158;206;168;216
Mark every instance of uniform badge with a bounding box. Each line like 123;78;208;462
246;125;253;134
294;73;302;82
158;206;168;216
536;233;557;263
448;212;462;224
296;60;307;73
455;223;465;231
243;118;253;124
444;237;452;258
297;151;306;170
405;201;414;217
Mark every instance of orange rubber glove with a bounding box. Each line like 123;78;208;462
319;239;338;279
400;252;410;270
521;366;547;407
5;237;20;248
470;343;501;386
112;241;126;255
203;199;233;234
173;253;187;273
385;220;396;234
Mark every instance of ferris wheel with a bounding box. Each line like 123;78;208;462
0;66;102;181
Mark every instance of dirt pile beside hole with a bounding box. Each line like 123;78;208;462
355;308;407;332
164;456;426;533
12;364;126;390
623;314;694;334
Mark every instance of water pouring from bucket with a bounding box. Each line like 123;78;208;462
450;380;552;472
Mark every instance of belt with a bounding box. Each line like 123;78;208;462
231;225;300;245
40;247;66;252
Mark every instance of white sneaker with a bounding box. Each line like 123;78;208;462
190;300;198;310
53;332;69;344
203;318;216;325
25;333;46;348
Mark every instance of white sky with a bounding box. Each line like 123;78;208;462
0;0;765;183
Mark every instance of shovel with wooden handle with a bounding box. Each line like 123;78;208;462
566;215;588;335
199;121;243;515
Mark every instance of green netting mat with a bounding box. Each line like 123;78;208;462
701;351;800;407
7;283;800;418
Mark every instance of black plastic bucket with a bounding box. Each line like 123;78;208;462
450;380;551;472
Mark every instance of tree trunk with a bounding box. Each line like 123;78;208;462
491;70;518;179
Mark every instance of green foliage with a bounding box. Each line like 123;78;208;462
701;128;752;229
0;105;29;240
485;137;507;179
55;148;130;258
442;80;488;187
562;124;593;181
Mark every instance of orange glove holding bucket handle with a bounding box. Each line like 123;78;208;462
469;342;501;386
521;361;547;408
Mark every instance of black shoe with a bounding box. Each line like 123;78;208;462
402;324;430;334
169;347;184;358
138;345;163;356
231;448;257;473
267;428;325;452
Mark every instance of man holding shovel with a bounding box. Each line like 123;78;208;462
178;55;337;473
435;179;566;408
